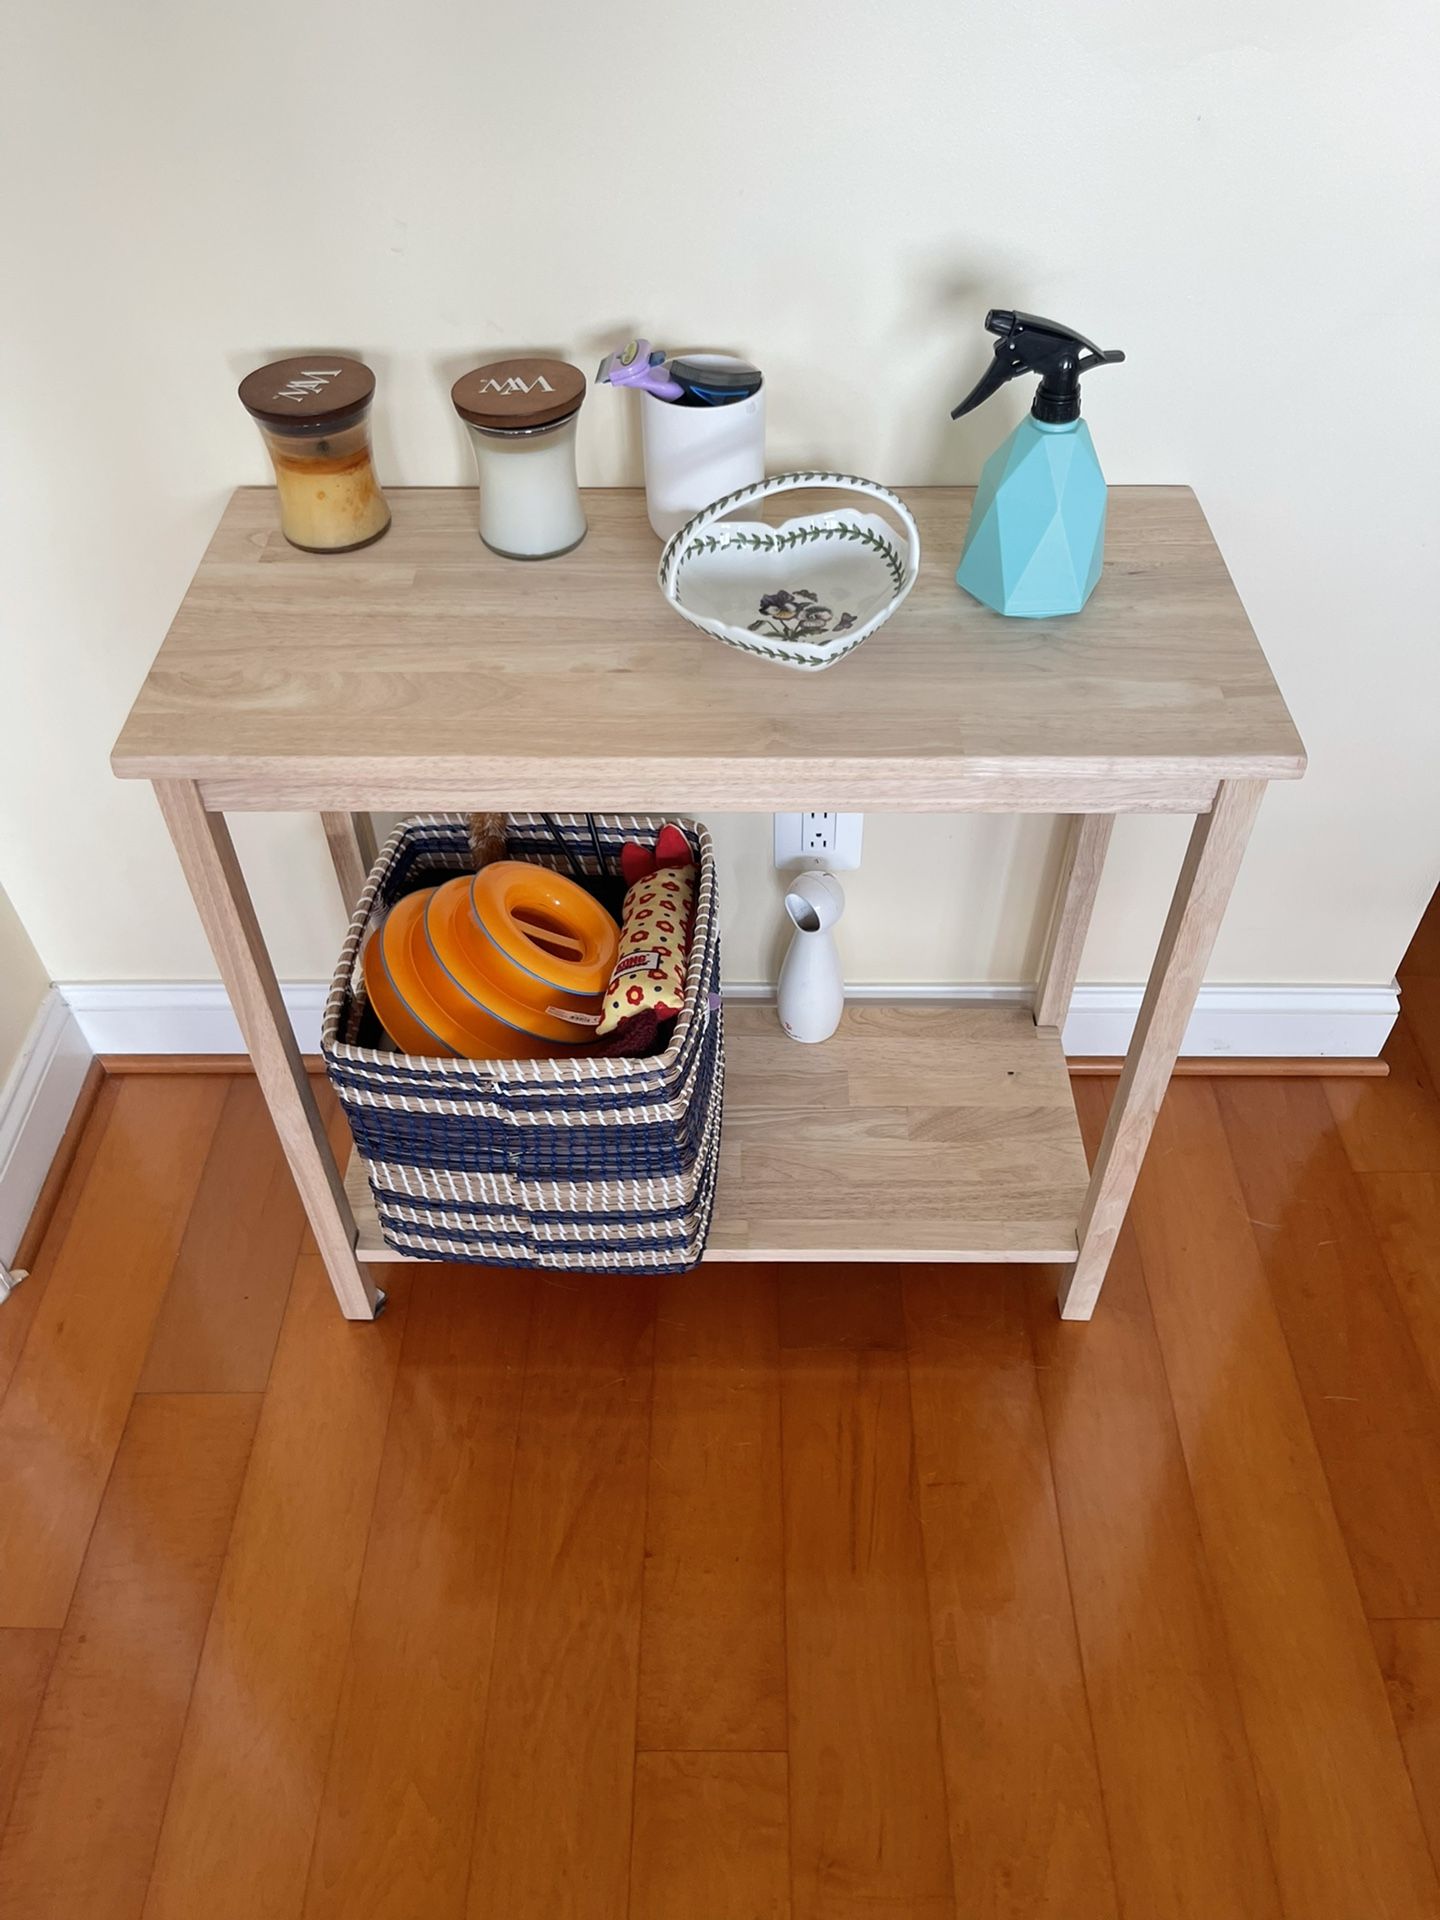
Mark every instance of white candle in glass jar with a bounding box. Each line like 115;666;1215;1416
452;358;587;560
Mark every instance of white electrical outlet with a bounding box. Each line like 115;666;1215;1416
773;811;864;871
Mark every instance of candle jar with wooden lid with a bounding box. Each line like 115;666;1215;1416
451;358;587;560
239;355;391;553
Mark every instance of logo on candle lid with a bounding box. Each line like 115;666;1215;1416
273;368;345;402
239;355;377;427
476;373;555;396
451;358;586;431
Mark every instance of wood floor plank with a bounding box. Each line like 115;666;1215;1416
629;1753;789;1920
1360;1172;1440;1408
1125;1079;1440;1920
638;1268;786;1753
301;1268;531;1920
0;1394;259;1920
780;1268;956;1920
0;1077;227;1627
1326;1015;1440;1174
1031;1088;1282;1920
1401;890;1440;980
0;1631;58;1833
0;1080;117;1407
904;1267;1118;1920
140;1255;409;1920
1217;1078;1440;1619
465;1275;655;1920
1404;977;1440;1094
1375;1620;1440;1882
137;1077;335;1394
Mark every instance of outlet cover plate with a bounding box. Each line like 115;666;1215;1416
773;812;864;871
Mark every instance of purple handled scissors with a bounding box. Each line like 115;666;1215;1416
595;338;684;402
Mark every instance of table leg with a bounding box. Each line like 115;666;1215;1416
155;780;380;1320
1061;779;1265;1320
321;811;378;917
1034;814;1114;1030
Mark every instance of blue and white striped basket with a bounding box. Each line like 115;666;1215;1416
321;813;724;1272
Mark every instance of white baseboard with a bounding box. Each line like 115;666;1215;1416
58;977;1400;1063
0;990;96;1266
1059;982;1398;1059
61;981;332;1058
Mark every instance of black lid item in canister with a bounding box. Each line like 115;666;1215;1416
670;355;763;401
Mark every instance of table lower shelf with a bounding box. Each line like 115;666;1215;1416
345;1002;1089;1266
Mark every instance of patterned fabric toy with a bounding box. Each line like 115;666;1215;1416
593;825;696;1056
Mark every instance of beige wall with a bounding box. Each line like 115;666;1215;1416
0;881;50;1084
2;2;1438;994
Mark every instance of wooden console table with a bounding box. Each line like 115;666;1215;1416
111;486;1305;1321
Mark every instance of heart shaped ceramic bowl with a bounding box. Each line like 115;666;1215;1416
658;471;921;671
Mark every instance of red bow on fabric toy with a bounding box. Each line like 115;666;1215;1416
592;825;696;1057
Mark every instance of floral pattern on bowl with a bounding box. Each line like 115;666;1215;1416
751;589;858;641
658;472;922;673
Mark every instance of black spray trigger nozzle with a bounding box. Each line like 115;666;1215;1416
951;311;1124;425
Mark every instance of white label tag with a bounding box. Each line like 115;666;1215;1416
546;1005;603;1028
612;950;665;978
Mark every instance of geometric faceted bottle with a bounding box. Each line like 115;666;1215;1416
951;310;1124;617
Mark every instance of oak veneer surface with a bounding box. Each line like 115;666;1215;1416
110;486;1305;808
3;897;1440;1920
349;1002;1093;1266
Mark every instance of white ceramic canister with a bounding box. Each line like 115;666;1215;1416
451;357;588;559
640;354;765;541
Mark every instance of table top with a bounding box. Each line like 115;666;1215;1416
112;486;1305;812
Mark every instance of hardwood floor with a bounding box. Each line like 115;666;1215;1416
3;900;1440;1917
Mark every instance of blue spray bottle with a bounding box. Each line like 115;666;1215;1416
951;311;1125;618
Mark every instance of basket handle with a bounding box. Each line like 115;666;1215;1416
658;470;921;594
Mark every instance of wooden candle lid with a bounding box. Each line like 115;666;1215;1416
451;358;586;432
239;355;376;427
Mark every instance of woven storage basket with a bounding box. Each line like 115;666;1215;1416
322;813;724;1272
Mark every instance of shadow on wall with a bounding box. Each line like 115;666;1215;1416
885;245;1038;484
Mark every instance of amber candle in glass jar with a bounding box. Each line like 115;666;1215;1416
238;355;391;552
